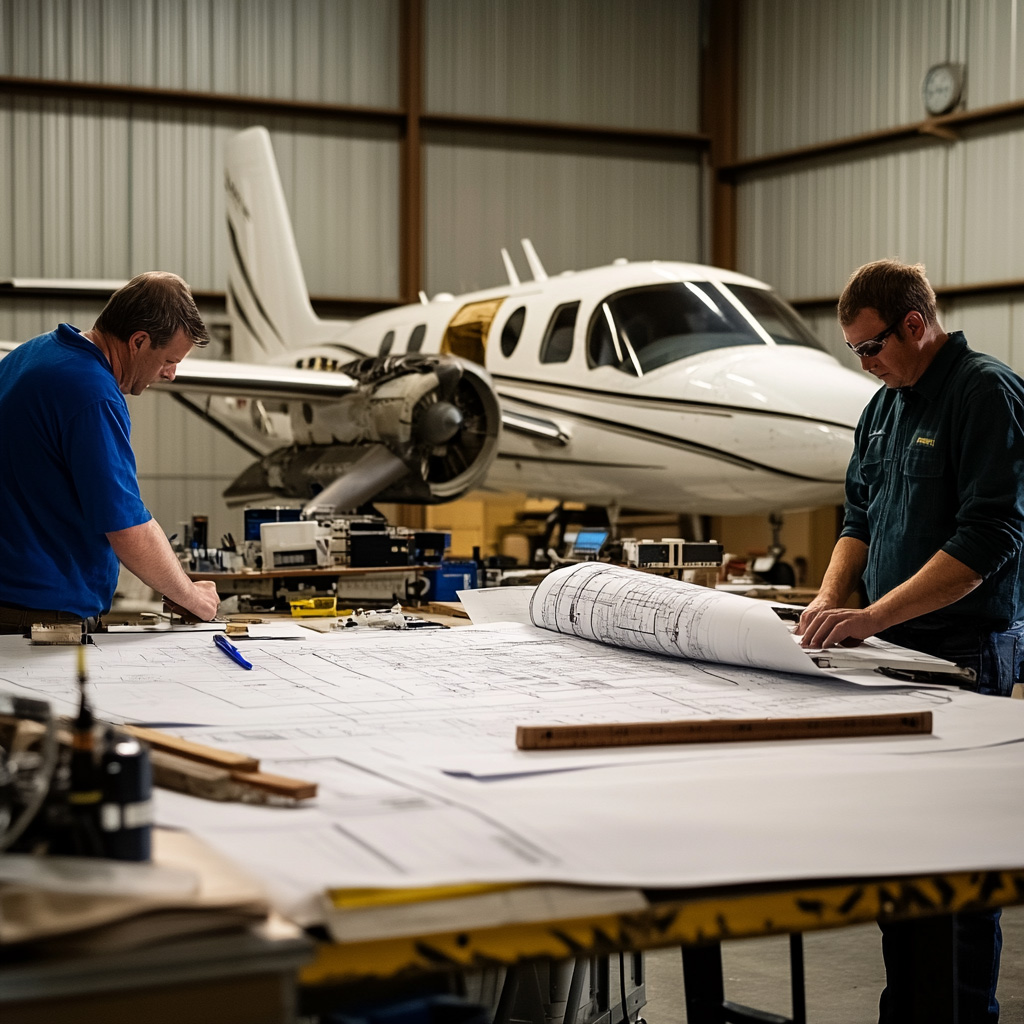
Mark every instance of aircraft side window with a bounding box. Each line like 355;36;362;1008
407;324;427;353
540;302;578;364
379;330;395;357
500;307;526;357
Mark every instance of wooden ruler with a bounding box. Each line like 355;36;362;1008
515;711;933;750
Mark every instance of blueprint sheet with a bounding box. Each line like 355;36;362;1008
0;627;1018;776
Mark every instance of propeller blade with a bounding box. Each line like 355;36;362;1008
302;445;408;517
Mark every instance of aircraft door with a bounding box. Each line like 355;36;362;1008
441;298;505;365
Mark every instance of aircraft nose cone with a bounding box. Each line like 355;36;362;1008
419;401;463;444
679;347;880;483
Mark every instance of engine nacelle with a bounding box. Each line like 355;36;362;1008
223;353;501;508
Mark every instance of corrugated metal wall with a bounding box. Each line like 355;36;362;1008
423;133;702;295
0;0;704;546
736;0;1024;376
424;0;700;130
0;0;399;102
422;0;703;294
739;0;956;158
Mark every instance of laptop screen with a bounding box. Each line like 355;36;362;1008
571;529;609;557
243;507;302;542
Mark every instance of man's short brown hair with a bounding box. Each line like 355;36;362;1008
837;259;938;328
94;271;209;348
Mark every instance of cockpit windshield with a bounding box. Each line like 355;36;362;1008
724;284;824;350
587;281;823;375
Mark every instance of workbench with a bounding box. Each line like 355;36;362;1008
186;564;432;607
0;918;313;1024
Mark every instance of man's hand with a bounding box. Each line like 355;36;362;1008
165;581;220;622
189;580;220;620
796;603;879;649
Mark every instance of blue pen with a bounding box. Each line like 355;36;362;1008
213;633;253;670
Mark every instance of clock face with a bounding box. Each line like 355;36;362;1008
923;63;962;116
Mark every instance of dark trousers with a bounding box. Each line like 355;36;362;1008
876;619;1023;1023
878;912;1002;1023
0;601;88;635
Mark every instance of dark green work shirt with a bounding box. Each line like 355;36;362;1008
840;331;1024;631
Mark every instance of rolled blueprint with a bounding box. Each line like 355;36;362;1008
530;562;817;676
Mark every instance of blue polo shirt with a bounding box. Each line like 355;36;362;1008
0;324;151;617
841;331;1024;630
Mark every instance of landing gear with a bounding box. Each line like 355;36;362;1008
757;512;796;586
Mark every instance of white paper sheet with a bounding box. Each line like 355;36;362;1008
4;628;1019;928
151;738;1024;919
457;585;534;625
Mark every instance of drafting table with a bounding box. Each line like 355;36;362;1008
1;614;1022;1023
299;869;1023;1024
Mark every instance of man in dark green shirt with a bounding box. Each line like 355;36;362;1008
797;258;1024;1023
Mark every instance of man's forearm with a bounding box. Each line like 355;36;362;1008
866;549;983;632
815;536;869;607
107;519;201;609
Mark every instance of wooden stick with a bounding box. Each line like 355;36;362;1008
122;725;260;772
230;769;318;800
516;711;933;750
124;727;316;799
151;751;317;802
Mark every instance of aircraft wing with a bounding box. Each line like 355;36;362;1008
150;359;359;401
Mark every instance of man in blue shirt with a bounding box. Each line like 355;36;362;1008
797;259;1024;1023
0;272;220;632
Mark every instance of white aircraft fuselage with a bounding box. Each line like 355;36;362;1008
281;261;876;515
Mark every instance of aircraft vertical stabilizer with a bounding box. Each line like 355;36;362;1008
224;126;334;363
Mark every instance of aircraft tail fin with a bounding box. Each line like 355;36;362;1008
224;127;329;363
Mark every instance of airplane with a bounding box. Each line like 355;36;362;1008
169;126;878;518
5;126;881;521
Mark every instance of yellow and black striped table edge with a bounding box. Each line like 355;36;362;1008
302;867;1024;985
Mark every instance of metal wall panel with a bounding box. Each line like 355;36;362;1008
423;133;703;296
276;123;401;299
739;0;956;158
736;140;950;302
966;0;1024;108
947;123;1024;285
424;0;701;132
0;99;400;296
0;0;399;105
942;297;1020;366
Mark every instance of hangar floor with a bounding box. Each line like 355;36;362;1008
643;904;1024;1022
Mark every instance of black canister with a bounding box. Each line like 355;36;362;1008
100;731;153;861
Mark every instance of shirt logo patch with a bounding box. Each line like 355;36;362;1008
915;436;935;447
